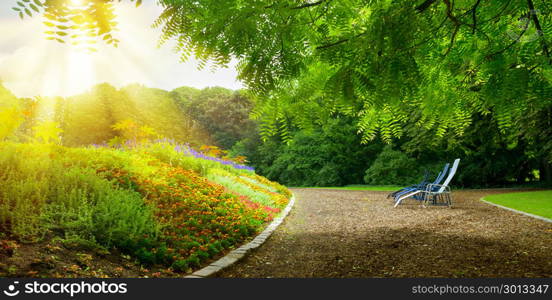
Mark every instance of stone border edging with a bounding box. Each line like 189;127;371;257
184;194;296;278
480;198;552;223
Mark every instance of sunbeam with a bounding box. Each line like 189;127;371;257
0;1;243;98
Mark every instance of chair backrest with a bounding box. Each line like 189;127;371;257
421;169;429;183
438;159;460;193
433;163;450;184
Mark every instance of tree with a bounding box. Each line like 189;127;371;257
364;145;419;186
173;87;256;149
20;97;41;138
235;117;384;186
0;107;23;141
0;83;23;141
121;84;211;146
33;121;63;144
59;83;212;146
62;83;127;145
23;0;552;149
152;0;552;147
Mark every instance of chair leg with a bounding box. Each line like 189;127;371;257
422;193;429;207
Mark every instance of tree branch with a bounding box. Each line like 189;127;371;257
471;0;481;34
316;38;351;50
442;0;461;56
527;0;551;63
442;0;460;26
443;25;460;56
397;16;449;53
292;0;326;10
486;20;529;59
416;0;438;12
316;32;366;50
462;19;530;83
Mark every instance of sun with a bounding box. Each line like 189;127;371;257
69;0;85;6
0;1;167;98
65;49;95;96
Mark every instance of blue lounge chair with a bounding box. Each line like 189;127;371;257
387;169;430;199
394;159;460;208
392;163;450;201
420;159;460;207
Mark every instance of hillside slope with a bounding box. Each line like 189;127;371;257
0;141;291;277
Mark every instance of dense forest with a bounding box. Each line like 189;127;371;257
0;80;548;188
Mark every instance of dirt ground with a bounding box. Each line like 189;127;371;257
216;189;552;278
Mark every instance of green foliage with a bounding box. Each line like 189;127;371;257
0;140;290;271
59;83;131;145
398;113;543;188
237;118;383;187
173;87;256;149
141;142;251;177
0;106;23;141
55;83;209;146
110;119;158;146
22;1;552;163
0;83;23;141
14;0;552;189
120;84;209;145
41;167;159;249
0;142;158;246
33;121;63;144
237;110;543;188
206;174;275;208
151;0;552;154
12;0;143;49
363;145;421;186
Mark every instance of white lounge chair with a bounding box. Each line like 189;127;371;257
393;159;460;208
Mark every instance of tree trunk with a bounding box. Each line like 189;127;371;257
540;160;552;187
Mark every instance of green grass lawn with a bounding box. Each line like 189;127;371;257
301;185;404;191
483;191;552;219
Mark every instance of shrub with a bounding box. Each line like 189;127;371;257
207;174;275;207
242;119;383;187
0;143;158;249
0;140;289;271
364;145;422;185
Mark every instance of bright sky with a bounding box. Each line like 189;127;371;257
0;1;244;98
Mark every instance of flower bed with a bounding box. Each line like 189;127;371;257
0;142;291;274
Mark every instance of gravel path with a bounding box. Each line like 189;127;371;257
216;188;552;278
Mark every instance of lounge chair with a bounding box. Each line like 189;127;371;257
391;163;450;201
393;159;460;208
420;159;460;207
387;169;430;199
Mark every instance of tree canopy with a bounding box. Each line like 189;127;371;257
21;1;552;150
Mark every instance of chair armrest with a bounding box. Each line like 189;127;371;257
425;184;451;193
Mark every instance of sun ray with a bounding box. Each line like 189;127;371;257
69;0;85;6
0;1;242;99
66;49;95;96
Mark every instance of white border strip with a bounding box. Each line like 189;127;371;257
185;194;296;278
480;198;552;223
